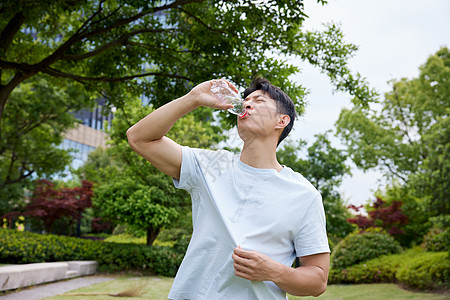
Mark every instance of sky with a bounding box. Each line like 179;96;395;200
289;0;450;206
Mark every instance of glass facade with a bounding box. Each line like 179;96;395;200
61;97;113;174
60;139;96;170
73;97;114;131
61;139;95;161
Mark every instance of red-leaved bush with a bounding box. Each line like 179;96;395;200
3;179;93;233
347;197;408;236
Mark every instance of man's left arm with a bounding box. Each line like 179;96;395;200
232;247;330;297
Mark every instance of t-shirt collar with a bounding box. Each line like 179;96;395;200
238;157;286;175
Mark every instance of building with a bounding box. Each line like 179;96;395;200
61;98;113;170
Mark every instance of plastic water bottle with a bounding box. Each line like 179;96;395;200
210;79;248;117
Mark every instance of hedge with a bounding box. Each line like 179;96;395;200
0;228;185;277
329;247;449;291
396;251;450;291
422;215;450;252
331;231;402;269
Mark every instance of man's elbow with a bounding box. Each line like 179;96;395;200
289;275;328;297
311;280;327;297
126;127;138;149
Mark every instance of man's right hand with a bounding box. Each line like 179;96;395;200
188;79;238;110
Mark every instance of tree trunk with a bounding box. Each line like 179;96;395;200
0;71;36;137
76;212;81;237
146;226;160;246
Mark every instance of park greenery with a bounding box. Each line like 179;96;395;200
336;47;450;249
0;0;448;294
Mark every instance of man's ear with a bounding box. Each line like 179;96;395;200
276;115;290;129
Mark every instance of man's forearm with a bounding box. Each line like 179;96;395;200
126;94;198;144
271;264;328;297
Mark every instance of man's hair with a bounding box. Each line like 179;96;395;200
243;77;296;145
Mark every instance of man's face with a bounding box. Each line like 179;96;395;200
237;90;281;143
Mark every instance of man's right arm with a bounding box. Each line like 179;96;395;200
126;80;235;179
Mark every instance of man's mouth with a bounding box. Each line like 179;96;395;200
239;110;249;118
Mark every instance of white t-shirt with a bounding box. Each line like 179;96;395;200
169;147;329;300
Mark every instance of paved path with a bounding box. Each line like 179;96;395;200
0;276;114;300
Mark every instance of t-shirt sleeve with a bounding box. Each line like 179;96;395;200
294;193;330;257
172;146;201;192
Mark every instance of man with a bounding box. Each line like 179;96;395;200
127;78;330;299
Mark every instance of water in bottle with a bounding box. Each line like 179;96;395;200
210;79;248;117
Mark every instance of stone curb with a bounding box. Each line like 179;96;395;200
0;261;98;292
0;276;114;300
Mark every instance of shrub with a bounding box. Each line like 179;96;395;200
347;197;408;236
422;215;450;252
331;231;402;269
0;228;184;276
329;247;450;291
396;251;450;291
329;248;418;284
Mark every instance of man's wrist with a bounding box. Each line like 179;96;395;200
270;262;294;284
178;93;201;112
267;260;289;283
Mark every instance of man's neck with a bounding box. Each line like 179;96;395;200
240;139;283;172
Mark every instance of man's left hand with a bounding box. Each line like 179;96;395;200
232;246;282;282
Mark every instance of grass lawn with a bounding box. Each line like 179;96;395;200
291;284;449;300
44;276;448;300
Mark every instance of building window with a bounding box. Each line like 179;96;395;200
60;139;95;162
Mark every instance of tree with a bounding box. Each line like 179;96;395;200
277;132;354;240
336;47;450;219
2;179;94;236
375;182;436;248
0;0;377;207
0;0;375;114
75;146;124;186
409;111;449;216
0;75;94;215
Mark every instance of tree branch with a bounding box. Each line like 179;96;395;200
36;0;202;69
0;70;36;139
87;3;123;33
0;59;23;69
381;158;407;182
0;173;34;188
0;114;60;157
126;41;192;65
392;90;415;145
0;12;25;53
0;157;34;189
127;41;201;54
18;113;61;137
42;66;191;82
62;28;181;61
175;6;226;34
73;0;107;36
5;147;17;184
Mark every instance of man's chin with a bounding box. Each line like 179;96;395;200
237;127;258;143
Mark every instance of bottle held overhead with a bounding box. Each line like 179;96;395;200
210;79;248;117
